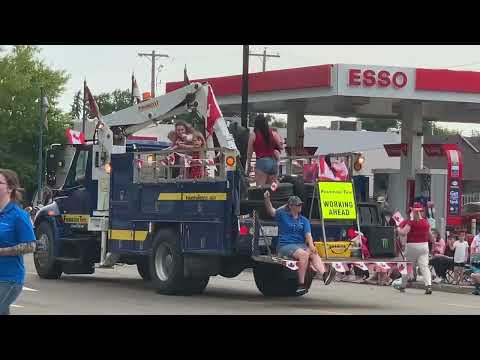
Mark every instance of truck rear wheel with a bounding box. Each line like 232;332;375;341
149;229;209;295
253;263;301;297
34;221;62;279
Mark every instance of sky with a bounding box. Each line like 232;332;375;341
19;45;480;134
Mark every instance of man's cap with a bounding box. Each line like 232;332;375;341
288;196;304;206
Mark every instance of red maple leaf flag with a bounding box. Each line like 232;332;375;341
84;85;101;120
66;128;86;145
206;85;223;138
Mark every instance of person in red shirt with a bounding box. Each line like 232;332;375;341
246;114;283;186
395;202;434;294
186;132;206;180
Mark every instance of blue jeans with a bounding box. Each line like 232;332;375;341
0;281;23;315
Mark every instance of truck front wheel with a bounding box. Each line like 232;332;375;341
33;221;62;279
149;229;209;295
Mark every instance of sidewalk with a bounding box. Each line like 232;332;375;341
335;275;475;295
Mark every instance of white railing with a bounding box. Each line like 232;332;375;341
462;193;480;205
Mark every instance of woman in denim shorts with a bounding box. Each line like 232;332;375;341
246;115;283;186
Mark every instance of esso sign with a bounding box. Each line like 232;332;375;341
348;69;408;89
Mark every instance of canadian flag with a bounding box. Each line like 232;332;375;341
66;128;85;145
132;74;142;104
331;159;349;181
353;262;369;271
392;211;404;226
332;262;346;273
397;263;408;275
284;260;299;271
376;262;391;270
206;85;222;138
318;156;337;181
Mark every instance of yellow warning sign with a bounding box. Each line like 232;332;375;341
62;214;90;224
318;182;357;220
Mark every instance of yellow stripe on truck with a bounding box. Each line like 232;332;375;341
158;193;183;201
108;230;149;241
157;193;227;201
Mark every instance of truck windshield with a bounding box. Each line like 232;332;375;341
64;149;88;188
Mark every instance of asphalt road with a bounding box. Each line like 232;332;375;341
11;255;480;315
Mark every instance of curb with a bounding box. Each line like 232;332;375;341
337;278;475;295
245;269;475;295
407;281;474;295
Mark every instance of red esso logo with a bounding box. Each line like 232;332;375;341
348;69;408;89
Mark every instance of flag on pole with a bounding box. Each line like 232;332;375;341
84;85;101;120
66;128;86;144
132;74;142;104
184;65;190;85
41;89;49;129
353;262;369;271
318;156;337;181
376;262;391;271
332;262;346;273
206;85;222;138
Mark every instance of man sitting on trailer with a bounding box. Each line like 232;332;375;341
264;191;337;295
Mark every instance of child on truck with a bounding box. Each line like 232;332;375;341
187;131;206;179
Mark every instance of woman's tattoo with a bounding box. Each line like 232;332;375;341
0;242;36;256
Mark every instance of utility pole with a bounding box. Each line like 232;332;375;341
138;50;169;97
249;47;280;72
241;45;249;129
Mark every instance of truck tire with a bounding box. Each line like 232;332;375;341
33;221;62;279
181;277;210;295
137;259;151;281
149;229;209;295
253;263;300;297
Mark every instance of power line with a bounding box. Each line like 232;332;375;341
448;61;480;69
249;47;280;72
138;50;169;97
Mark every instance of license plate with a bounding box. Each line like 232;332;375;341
262;226;278;237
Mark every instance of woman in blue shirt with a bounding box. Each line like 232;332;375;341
264;191;336;295
0;169;36;315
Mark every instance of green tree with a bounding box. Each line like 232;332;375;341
431;123;460;137
70;90;82;119
0;45;70;201
358;117;399;132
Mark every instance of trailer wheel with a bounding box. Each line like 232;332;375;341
253;263;300;297
136;259;151;281
34;221;62;279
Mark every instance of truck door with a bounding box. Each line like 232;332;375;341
57;146;95;231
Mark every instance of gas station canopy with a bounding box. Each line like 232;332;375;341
166;64;480;122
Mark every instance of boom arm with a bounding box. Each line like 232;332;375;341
92;82;238;213
102;82;203;141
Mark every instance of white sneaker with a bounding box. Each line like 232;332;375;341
433;278;442;284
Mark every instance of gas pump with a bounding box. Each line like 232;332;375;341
373;143;463;237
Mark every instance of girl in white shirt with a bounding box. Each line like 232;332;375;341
453;232;469;285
